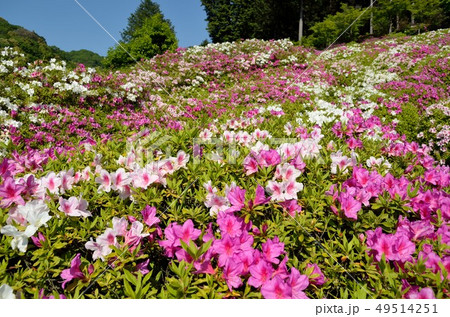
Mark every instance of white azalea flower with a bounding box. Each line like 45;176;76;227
0;284;15;299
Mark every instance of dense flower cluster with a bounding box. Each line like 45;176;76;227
0;30;449;299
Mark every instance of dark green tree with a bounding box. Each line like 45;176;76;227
121;0;174;43
104;13;177;68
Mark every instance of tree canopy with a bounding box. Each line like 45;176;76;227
200;0;450;46
121;0;174;43
104;9;178;69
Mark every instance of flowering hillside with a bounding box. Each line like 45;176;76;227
0;29;449;299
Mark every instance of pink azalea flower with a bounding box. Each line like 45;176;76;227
291;155;306;171
95;169;111;193
261;276;292;299
124;221;149;248
236;250;255;274
0;158;12;178
405;287;436;299
0;177;25;207
60;169;74;193
205;193;230;216
141;205;160;227
58;197;91;218
112;217;128;236
279;200;302;217
20;175;39;197
223;261;244;291
306;263;326;286
193;249;215;274
60;254;85;289
111;168;131;192
226;186;246;212
257;149;281;167
248;260;274;288
7;206;27;226
243;155;258;175
353;166;370;188
283;179;303;200
85;238;110;260
203;181;217;198
173;219;201;244
132;168;158;189
266;180;285;202
274;163;301;182
213;234;239;267
339;192;361;220
371;233;396;261
81;166;91;181
392;233;415;262
42;172;61;194
289;268;309;299
261;237;284;264
31;232;46;248
237;231;254;251
159;223;179;257
174;151;189;169
217;213;243;237
248;184;270;209
96;228;118;247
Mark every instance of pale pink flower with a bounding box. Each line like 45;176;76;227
58;197;91;218
59;169;74;193
266;181;286;202
274;163;301;181
132;168;158;189
95;169;111;193
205;194;230;216
111;168;131;192
81;166;91;181
42;172;61;194
174;151;189;169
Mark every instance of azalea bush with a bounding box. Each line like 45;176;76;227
0;30;449;299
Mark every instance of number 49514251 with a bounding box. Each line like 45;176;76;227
376;304;438;314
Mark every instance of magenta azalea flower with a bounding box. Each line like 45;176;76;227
289;268;309;299
141;205;160;227
173;219;201;244
226;186;246;212
306;263;326;286
217;213;243;238
213;234;240;267
61;254;85;289
261;237;284;264
405;287;436;299
339;192;361;220
248;260;274;288
0;177;25;207
261;276;291;299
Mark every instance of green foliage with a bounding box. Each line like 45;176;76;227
307;4;368;48
121;0;173;43
64;50;104;68
0;17;103;67
396;103;420;141
104;13;178;69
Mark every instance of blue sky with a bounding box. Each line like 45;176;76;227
1;0;210;56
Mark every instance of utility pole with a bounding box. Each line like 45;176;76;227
370;0;374;35
298;0;304;43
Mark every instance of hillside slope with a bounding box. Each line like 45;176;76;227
0;17;103;67
0;30;449;299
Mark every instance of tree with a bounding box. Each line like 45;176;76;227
409;0;446;32
308;4;368;48
121;0;174;43
104;13;177;68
